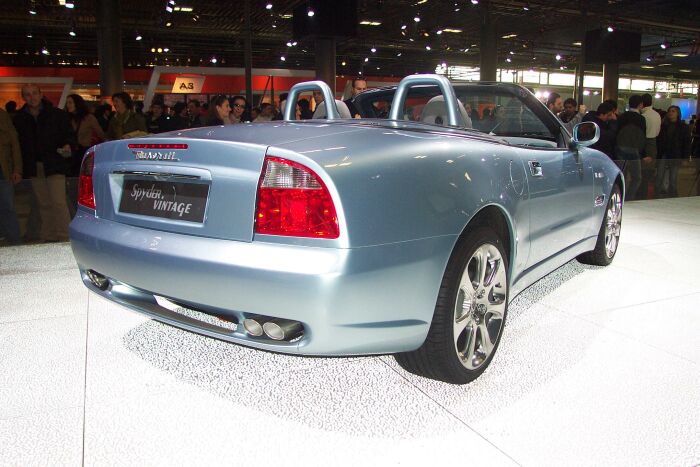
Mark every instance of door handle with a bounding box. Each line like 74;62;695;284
528;160;543;177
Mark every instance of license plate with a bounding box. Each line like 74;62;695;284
119;179;209;223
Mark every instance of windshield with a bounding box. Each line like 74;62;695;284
353;84;561;142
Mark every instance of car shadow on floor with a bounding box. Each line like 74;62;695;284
120;259;601;433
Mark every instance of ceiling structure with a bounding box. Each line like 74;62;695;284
0;0;699;83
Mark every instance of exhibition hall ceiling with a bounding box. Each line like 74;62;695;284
0;0;698;80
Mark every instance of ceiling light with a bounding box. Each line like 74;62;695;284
509;51;514;55
660;43;667;49
286;41;292;46
471;0;479;4
175;6;193;12
341;61;346;66
583;90;590;96
443;28;462;33
27;33;33;38
607;26;614;32
65;1;74;8
658;63;671;66
307;7;315;17
151;47;156;52
360;20;381;26
166;22;172;27
672;53;689;57
370;47;376;53
425;45;431;51
502;34;517;39
506;58;512;63
157;47;163;53
641;65;654;69
555;54;562;60
211;56;218;63
69;29;76;37
41;47;49;55
364;57;369;62
266;2;272;9
280;56;285;61
401;24;407;30
166;5;173;12
163;48;170;52
679;69;691;72
572;41;582;46
29;8;37;14
397;52;402;56
436;30;443;35
655;93;661;98
135;33;142;40
414;16;420;22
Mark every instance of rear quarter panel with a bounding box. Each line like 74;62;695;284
278;126;530;269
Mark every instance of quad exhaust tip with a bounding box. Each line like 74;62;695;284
243;316;304;342
86;270;109;290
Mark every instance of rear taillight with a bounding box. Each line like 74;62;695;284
78;147;96;210
255;156;339;239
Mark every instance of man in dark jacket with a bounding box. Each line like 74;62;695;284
615;95;646;201
13;84;75;242
582;102;616;159
655;105;691;197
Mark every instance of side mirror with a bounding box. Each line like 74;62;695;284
571;121;600;148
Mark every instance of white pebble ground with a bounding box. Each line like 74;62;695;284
1;197;699;467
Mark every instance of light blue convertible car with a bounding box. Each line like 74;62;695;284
70;75;623;384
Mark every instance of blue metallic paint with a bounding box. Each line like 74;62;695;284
70;90;621;356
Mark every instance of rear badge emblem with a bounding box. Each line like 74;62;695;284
133;150;179;161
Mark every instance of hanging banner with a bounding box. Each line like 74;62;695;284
171;76;206;93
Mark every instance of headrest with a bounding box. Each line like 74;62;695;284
312;100;353;119
420;95;472;129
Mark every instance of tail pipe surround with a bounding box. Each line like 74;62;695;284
243;316;304;342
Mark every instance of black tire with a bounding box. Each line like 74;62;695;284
395;227;508;384
577;184;623;266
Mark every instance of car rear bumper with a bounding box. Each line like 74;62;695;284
70;211;456;355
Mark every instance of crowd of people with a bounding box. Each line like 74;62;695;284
546;92;697;200
1;80;699;247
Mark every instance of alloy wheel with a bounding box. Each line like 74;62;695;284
453;243;507;370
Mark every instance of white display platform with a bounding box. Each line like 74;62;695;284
1;197;699;467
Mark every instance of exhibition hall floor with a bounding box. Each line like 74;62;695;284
1;198;699;467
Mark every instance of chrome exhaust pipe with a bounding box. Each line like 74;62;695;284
86;270;109;290
262;319;303;341
242;316;268;337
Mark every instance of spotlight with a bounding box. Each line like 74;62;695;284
506;57;512;62
210;56;218;63
280;56;286;61
371;47;376;53
414;16;420;22
607;26;614;32
163;47;170;52
65;1;74;8
29;9;37;14
41;47;49;55
401;24;407;30
555;54;562;60
364;57;369;62
69;29;76;37
660;43;667;49
266;2;272;9
341;61;346;66
135;33;142;41
307;7;314;17
425;45;431;50
471;0;479;4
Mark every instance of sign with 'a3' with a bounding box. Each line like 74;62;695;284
171;76;206;94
